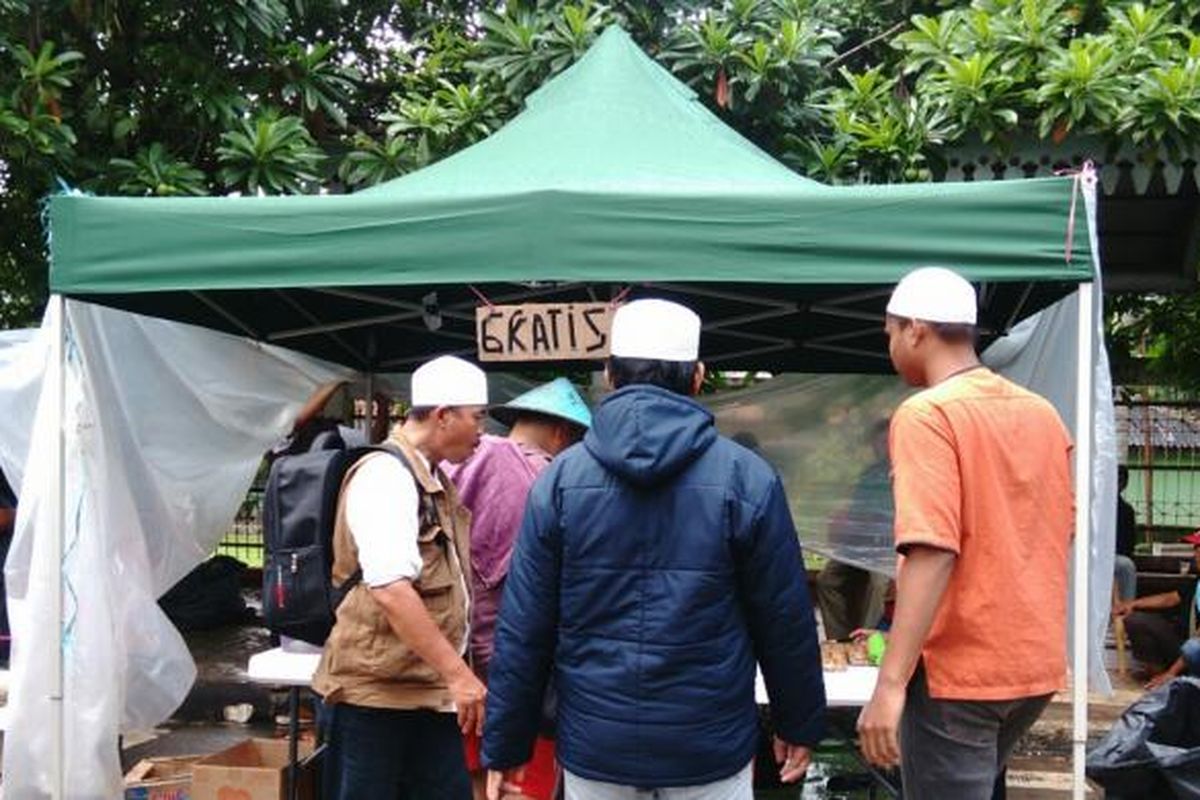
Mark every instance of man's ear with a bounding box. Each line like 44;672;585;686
908;320;929;348
604;364;616;391
691;362;707;397
433;406;452;429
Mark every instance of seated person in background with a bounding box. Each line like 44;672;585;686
1115;529;1200;687
1141;531;1200;690
816;420;892;641
1113;465;1138;604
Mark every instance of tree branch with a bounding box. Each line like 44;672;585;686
825;21;909;71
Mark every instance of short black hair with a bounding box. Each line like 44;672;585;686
889;315;977;347
928;322;978;346
1118;464;1129;490
406;406;435;422
608;356;698;395
514;409;586;438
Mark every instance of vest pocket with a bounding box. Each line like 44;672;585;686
422;551;458;614
415;531;456;610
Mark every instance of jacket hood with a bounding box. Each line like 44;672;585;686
584;385;717;487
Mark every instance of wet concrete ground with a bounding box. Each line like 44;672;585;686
118;591;1122;797
119;590;308;773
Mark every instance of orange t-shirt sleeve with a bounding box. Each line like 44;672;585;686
890;403;962;556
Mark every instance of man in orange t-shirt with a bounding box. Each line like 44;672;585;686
857;267;1074;800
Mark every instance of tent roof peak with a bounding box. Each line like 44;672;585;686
364;24;821;197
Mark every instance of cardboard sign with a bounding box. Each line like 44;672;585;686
477;303;613;362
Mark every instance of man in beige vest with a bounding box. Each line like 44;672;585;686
315;355;489;800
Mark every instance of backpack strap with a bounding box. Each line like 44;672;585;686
331;442;429;605
376;440;445;532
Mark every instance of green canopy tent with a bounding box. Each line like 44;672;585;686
48;26;1091;374
40;26;1099;799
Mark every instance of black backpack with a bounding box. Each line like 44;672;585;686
261;440;415;645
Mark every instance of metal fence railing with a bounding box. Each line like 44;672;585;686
216;485;265;568
1116;400;1200;542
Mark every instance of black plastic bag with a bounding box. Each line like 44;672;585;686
159;555;252;632
1086;676;1200;799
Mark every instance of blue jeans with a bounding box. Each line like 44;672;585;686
321;703;471;800
1182;639;1200;675
1113;555;1137;602
563;762;753;800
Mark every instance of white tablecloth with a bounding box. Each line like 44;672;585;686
755;666;877;708
248;648;878;708
247;647;322;687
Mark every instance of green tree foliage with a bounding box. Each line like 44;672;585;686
0;1;1198;389
0;0;936;327
1109;293;1200;393
806;1;1200;183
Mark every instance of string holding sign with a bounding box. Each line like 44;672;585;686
477;303;614;362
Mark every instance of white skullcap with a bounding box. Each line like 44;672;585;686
411;355;488;407
610;299;701;362
886;267;978;325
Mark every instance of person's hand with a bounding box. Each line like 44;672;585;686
857;679;906;768
850;628;883;642
447;665;487;735
1113;599;1134;618
772;738;812;783
485;767;526;800
1145;671;1173;691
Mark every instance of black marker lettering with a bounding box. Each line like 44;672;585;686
531;313;551;352
507;311;528;352
480;311;504;354
583;308;607;353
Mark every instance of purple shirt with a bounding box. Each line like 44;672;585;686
444;434;550;678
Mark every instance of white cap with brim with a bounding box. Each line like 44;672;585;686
411;355;488;407
886;266;978;325
610;299;701;362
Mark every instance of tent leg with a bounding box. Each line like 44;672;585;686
49;294;66;800
1072;283;1095;800
365;335;377;444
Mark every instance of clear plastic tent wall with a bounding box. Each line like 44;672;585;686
0;301;351;799
705;287;1117;693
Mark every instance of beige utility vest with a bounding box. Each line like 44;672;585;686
312;432;472;710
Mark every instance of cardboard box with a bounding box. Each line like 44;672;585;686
191;738;315;800
124;754;202;800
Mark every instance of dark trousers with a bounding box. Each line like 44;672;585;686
816;560;889;641
1125;610;1185;672
899;666;1052;800
321;703;472;800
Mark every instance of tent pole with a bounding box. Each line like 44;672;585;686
1072;283;1095;800
365;335;377;444
49;294;66;800
365;372;376;444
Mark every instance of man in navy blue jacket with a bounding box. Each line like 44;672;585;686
482;299;825;800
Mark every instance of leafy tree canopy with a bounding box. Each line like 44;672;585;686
1;0;1197;386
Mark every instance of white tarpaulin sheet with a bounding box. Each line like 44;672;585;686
0;300;350;798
